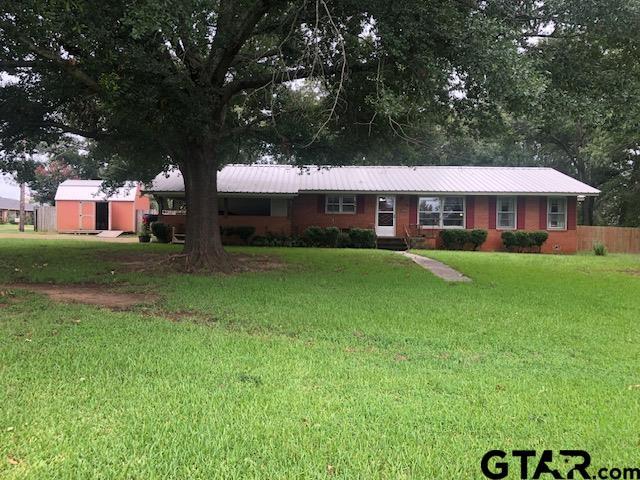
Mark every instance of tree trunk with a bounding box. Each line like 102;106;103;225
179;145;233;272
19;182;25;232
581;196;595;226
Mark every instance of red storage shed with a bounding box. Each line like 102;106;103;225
54;180;150;233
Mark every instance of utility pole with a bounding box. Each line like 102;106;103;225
19;182;25;232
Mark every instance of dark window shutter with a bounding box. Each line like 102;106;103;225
567;196;577;230
517;196;526;230
409;196;418;225
539;197;547;229
317;194;325;213
466;196;475;229
488;197;497;229
356;195;365;214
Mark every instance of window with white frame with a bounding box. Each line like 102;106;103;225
496;197;517;230
418;196;465;228
547;197;567;230
326;195;356;214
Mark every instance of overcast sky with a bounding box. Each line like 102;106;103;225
0;173;21;199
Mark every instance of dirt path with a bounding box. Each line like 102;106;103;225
0;283;156;309
398;252;471;282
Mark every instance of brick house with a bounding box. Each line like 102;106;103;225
146;165;599;253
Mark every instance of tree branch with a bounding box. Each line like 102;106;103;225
0;20;101;92
205;0;270;85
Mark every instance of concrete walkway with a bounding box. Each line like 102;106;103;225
398;251;471;282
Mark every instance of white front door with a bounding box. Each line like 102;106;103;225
375;195;396;237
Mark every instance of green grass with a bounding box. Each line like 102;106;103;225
1;240;639;479
0;224;34;233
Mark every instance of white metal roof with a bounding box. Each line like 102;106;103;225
147;165;600;196
54;180;138;202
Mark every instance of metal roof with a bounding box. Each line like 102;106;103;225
0;196;35;211
146;165;600;196
54;180;138;202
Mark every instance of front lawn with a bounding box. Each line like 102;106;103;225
1;240;639;478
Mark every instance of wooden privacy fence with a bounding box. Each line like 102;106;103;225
577;226;640;253
34;205;57;232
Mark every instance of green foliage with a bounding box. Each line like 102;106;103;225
501;230;549;253
222;226;256;244
150;222;172;243
440;230;468;250
501;231;516;250
302;226;340;248
302;226;325;247
336;232;352;248
440;229;488;251
468;229;488;250
593;243;607;256
514;231;531;250
347;228;376;249
529;231;549;249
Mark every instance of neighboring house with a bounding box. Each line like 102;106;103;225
145;165;600;253
0;196;35;224
54;180;150;233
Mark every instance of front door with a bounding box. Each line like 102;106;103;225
375;195;396;237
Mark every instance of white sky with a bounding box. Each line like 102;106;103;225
0;173;20;199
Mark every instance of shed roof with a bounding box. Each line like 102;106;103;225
54;180;138;202
147;165;600;196
0;196;35;211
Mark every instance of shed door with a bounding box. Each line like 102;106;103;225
79;202;95;230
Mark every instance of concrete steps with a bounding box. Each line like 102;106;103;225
376;236;408;251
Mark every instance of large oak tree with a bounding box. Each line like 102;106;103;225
1;0;542;269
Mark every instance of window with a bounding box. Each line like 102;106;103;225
226;198;271;216
547;197;567;230
326;195;356;214
496;197;517;230
418;196;465;228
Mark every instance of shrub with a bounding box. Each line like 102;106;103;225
302;226;325;247
440;229;469;250
250;235;268;247
514;231;531;251
336;232;351;248
501;231;517;250
151;222;173;243
530;231;549;251
593;242;607;256
324;227;340;247
502;230;549;253
468;229;488;250
302;226;340;247
222;225;255;243
348;228;376;248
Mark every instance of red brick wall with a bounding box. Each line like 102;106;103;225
401;194;578;253
158;192;580;253
158;214;291;236
469;195;577;253
291;194;376;234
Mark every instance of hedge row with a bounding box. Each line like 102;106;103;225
501;230;548;252
439;229;488;250
252;227;376;248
